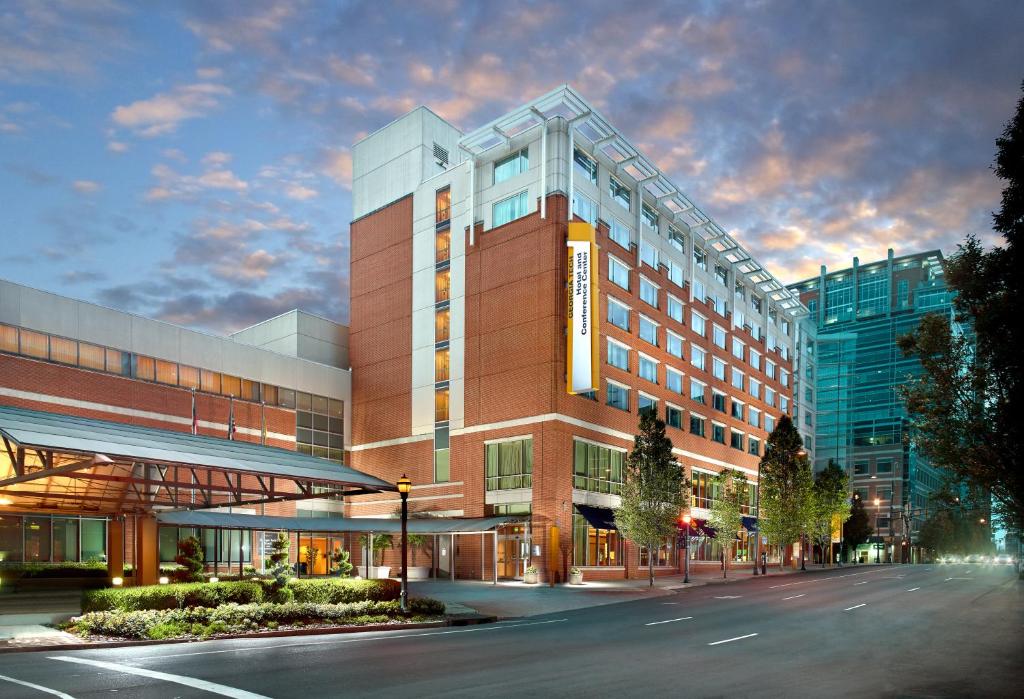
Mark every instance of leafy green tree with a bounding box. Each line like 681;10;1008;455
172;536;204;583
328;549;354;577
898;82;1024;533
843;496;873;562
359;533;394;567
615;412;688;588
707;469;747;579
759;415;813;565
304;545;320;575
808;460;851;567
267;532;293;588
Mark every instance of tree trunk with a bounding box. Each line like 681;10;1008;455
648;547;654;588
723;544;728;579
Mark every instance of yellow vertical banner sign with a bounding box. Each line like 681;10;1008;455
549;524;560;585
566;222;599;394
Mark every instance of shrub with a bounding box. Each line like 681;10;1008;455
173;536;204;583
267;533;292;587
82;581;264;613
288;578;400;604
65;597;446;639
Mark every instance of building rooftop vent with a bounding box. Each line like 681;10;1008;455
433;142;449;168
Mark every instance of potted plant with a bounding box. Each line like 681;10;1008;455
304;546;320;576
407;534;431;580
358;534;394;578
568;566;583;585
524;565;539;584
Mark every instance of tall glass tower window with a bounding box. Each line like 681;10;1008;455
857;272;889;317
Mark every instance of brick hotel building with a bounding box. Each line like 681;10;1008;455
348;86;814;581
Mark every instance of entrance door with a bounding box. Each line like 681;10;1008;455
497;524;529;579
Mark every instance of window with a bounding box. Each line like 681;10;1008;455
435;308;450;342
642;202;659;230
49;336;76;365
691;471;716;508
609;176;631;210
485;438;533;490
876;459;893;474
780;395;789;413
748;407;761;429
492;190;529;226
749;350;761;371
735;281;745;301
749;379;761;400
750;322;762;341
434;348;450;382
609;256;630;290
638;394;657;417
669;225;685;251
712;423;726;444
731;367;744;390
573;511;623;567
712;391;726;412
435;268;450;303
711;295;727;316
715;265;728;286
765;414;775;432
640;241;658;269
691;311;707;337
435;426;450;482
692;279;706;303
731;400;744;420
731;338;744;360
78;342;104;371
666;368;683;393
713;324;727;349
780;370;790;388
693;247;707;271
666;404;683;429
573;440;625;495
607;381;629;411
712;357;726;381
435;387;449;422
155;359;178;385
20;329;48;359
435;187;451;224
667;295;683;323
730;431;744;450
638;355;657;383
572;191;598;225
493;148;528;183
668;260;684;287
435;228;450;263
733;309;745;330
607;297;630;331
574;148;598;184
854;462;869;475
607;339;630;371
640;277;659;308
658;329;679;359
609;218;631;249
748;437;761;456
690;345;706;371
639;316;658;346
766;360;776;379
690;379;706;405
690;414;706;437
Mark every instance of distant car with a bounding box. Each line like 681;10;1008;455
993;554;1016;566
967;554;983;564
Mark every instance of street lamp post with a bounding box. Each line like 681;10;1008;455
874;497;881;564
798;446;807;572
397;474;412;614
682;514;691;584
753;459;761;576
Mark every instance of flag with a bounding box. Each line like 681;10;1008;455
228;395;236;441
191;388;198;435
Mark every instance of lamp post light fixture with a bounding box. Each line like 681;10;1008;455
874;497;881;564
682;514;691;584
798;446;807;571
397;474;412;614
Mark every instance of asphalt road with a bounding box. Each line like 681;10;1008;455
0;564;1020;698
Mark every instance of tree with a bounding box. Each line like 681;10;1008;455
808;461;851;567
267;532;293;588
707;469;747;579
359;533;394;567
615;412;688;588
328;549;354;577
843;497;873;562
172;536;204;582
899;82;1024;533
758;415;814;565
304;545;320;575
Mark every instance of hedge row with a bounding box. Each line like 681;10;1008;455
67;598;446;640
82;577;402;612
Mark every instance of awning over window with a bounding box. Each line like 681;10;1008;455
575;504;617;531
687;518;716;538
741;516;758;532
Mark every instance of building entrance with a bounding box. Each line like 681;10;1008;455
496;523;529;579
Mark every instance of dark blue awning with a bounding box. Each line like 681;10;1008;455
575;504;617;531
742;516;758;532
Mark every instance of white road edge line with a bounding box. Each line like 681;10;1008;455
144;618;570;660
844;603;867;611
853;581;869;585
907;587;921;592
49;657;270;699
0;673;77;699
708;633;758;646
781;594;805;600
645;616;694;626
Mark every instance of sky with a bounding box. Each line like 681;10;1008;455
1;0;1022;335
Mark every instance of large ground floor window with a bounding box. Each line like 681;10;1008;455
158;527;251;565
572;513;623;566
639;537;676;567
0;514;106;563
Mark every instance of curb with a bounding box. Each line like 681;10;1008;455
0;618;467;655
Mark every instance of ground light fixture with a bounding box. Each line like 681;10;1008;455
209;577;219;583
397;474;412;613
111;577;123;586
159;576;170;585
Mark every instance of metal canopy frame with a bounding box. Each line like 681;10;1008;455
458;85;806;318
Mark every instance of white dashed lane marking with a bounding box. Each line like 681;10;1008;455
708;633;758;646
645;616;694;626
844;603;867;611
782;594;805;600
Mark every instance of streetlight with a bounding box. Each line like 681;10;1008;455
874;497;881;564
798;446;807;572
682;514;691;584
397;474;412;614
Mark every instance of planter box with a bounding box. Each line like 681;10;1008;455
357;565;391;579
407;566;430;580
568;572;583;585
523;571;538;584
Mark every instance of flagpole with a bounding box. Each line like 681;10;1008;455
191;388;197;435
228;395;235;441
260;401;266;446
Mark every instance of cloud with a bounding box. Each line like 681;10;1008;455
145;161;248;201
106;141;129;153
285;183;318;200
72;179;101;194
111;82;231;137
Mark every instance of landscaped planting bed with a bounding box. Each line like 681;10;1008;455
68;577;442;641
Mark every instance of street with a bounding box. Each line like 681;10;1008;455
0;564;1020;698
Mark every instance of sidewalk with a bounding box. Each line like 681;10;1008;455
408;563;888;619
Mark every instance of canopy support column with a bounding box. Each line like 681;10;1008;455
493;529;498;585
450;533;455;581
